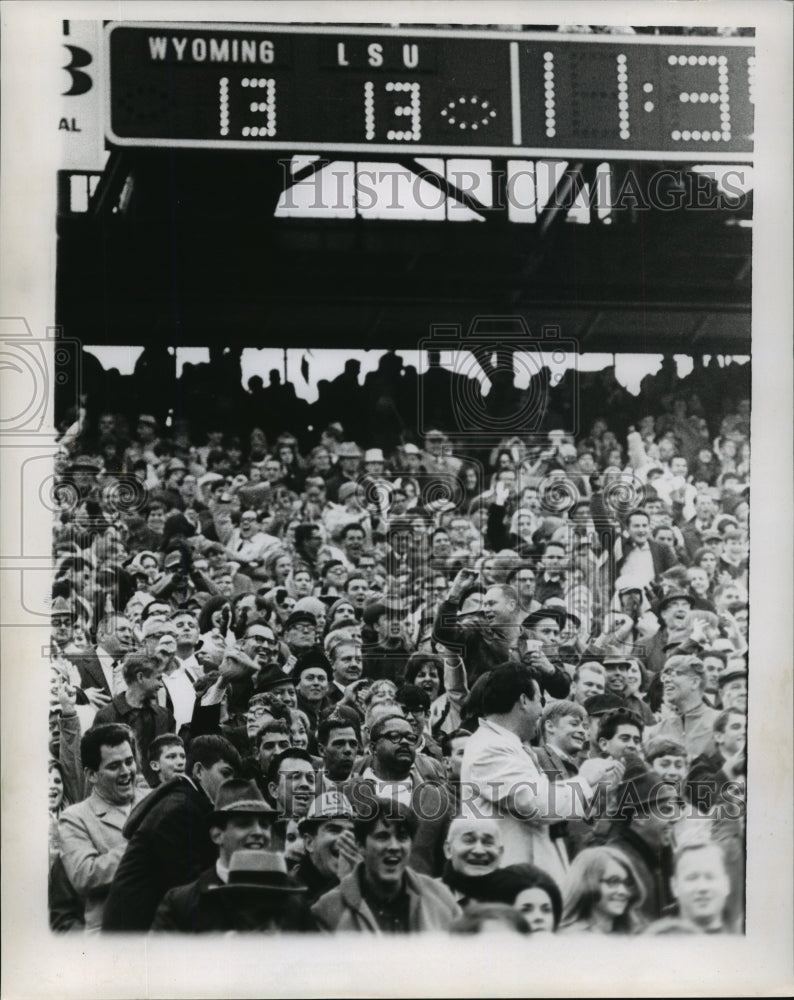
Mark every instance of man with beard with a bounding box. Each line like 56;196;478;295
643;591;696;675
152;780;315;932
361;601;412;685
646;655;719;759
93;654;175;787
344;713;451;877
395;685;443;761
311;799;461;932
296;792;361;904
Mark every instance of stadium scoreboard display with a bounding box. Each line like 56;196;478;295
107;23;754;161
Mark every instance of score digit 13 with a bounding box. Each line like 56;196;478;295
219;75;277;138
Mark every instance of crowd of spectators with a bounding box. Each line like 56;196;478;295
48;351;750;937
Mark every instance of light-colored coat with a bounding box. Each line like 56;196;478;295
58;787;148;932
459;719;594;886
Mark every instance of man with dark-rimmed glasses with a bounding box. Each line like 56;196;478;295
342;712;452;878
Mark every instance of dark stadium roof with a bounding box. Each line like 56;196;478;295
56;151;751;354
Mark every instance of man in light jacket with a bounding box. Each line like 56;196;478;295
58;724;149;932
459;662;622;886
312;798;460;933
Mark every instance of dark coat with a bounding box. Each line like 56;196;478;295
101;776;215;931
94;694;175;787
685;749;734;813
151;867;317;932
49;854;85;932
296;854;339;907
72;648;112;699
432;599;512;684
362;641;411;685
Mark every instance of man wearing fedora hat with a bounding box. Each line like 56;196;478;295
102;734;242;930
325;442;362;503
152;779;315;931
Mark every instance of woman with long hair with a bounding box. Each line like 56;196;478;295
559;846;646;934
404;652;451;737
692;546;719;595
265;548;293;587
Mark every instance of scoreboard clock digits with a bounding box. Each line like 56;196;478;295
107;23;754;161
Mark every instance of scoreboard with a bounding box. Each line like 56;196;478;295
106;23;754;162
